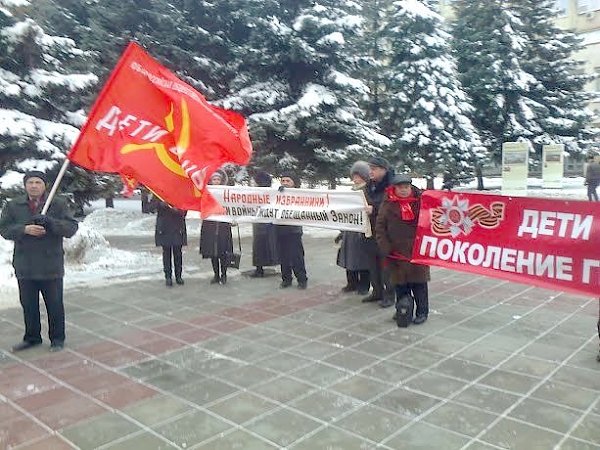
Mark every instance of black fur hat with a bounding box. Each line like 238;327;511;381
254;171;272;187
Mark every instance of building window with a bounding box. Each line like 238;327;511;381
578;0;600;13
555;0;569;14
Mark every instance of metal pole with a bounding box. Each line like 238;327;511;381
41;158;71;215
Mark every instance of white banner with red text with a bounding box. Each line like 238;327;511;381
412;191;600;298
206;186;371;235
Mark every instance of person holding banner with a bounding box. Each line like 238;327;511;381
151;197;187;287
336;161;371;294
249;171;279;278
0;171;78;352
200;171;233;285
376;174;430;326
276;173;308;289
363;157;395;308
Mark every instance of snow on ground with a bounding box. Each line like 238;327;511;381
0;177;590;310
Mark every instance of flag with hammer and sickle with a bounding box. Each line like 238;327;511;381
68;42;252;216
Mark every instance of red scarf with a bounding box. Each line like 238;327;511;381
385;186;417;221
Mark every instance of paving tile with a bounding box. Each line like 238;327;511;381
334;404;409;442
559;437;600;450
432;358;491;381
15;435;76;449
423;401;499;437
133;337;187;355
480;418;563;449
289;363;349;387
172;378;238;406
0;401;21;423
246;407;321;447
359;359;419;385
253;375;315;403
122;394;193;426
258;352;313;373
290;389;360;422
531;380;597;411
389;347;442;369
330;375;390;402
92;380;158;409
290;426;373;450
208;391;278;424
0;364;58;400
154;410;231;448
66;370;131;394
29;350;83;371
508;397;583;434
318;331;367;348
404;371;467;397
479;369;541;395
289;341;340;360
101;432;177;449
33;394;107;430
120;358;176;380
323;350;379;372
195;430;278;449
61;412;141;449
386;421;470;449
552;366;600;391
220;364;278;388
145;368;200;391
572;413;600;445
453;384;522;415
0;415;49;448
372;387;440;419
352;338;404;358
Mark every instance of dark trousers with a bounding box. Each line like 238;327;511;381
395;283;429;318
369;250;394;301
162;246;183;279
587;182;599;201
211;256;227;278
18;278;65;344
346;270;370;291
278;234;307;283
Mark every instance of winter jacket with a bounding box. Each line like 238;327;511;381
153;200;187;247
0;195;78;279
375;186;430;285
365;169;394;237
199;220;233;258
586;162;600;184
252;223;279;267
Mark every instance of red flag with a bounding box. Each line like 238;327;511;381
68;42;252;215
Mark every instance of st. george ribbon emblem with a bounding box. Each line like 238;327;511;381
431;196;505;237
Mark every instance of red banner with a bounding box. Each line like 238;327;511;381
68;42;252;215
412;191;600;298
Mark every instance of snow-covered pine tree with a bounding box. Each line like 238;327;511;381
0;0;97;199
377;0;483;188
509;0;596;157
220;0;390;186
452;0;543;163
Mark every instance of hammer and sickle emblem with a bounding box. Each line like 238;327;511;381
120;99;200;196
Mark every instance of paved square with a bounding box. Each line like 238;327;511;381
0;236;598;449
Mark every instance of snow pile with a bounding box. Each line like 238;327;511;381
83;209;158;236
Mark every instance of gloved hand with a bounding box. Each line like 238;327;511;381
31;214;52;230
334;233;343;244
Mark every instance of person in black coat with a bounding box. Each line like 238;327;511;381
250;171;279;278
0;171;78;352
276;172;308;289
151;197;187;287
363;156;396;308
199;170;233;285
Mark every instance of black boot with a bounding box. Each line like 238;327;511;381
250;267;264;278
210;274;220;284
165;278;173;287
175;277;184;285
220;274;227;285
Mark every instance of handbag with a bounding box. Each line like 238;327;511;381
225;225;242;269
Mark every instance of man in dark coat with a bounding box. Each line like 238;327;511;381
376;174;430;326
363;156;395;307
152;197;187;286
276;172;308;289
0;171;78;352
199;170;233;285
250;171;279;278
